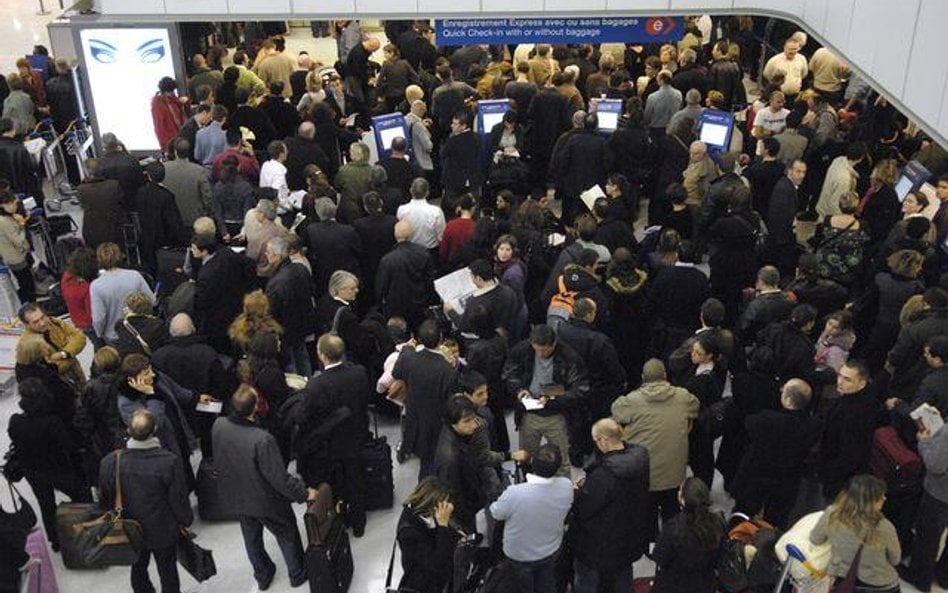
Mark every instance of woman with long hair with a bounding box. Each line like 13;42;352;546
212;155;257;241
395;477;460;593
493;234;528;339
651;477;724;593
0;190;34;303
809;475;900;592
228;289;283;355
150;76;189;155
858;249;924;369
60;247;99;345
859;159;902;246
237;330;293;462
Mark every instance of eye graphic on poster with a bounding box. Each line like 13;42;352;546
79;28;177;152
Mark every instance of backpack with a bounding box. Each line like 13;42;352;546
547;275;577;328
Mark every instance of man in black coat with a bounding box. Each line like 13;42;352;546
446;259;520;339
886;288;948;398
551;113;612;224
379;137;420;208
300;197;363;296
98;133;144;210
297;334;371;536
258;82;301;143
264;236;318;375
191;232;256;354
376;220;435;331
670;49;709;99
707;41;745;110
393;320;459;479
440;110;484;210
0;117;40;199
433;395;486;533
135;161;188;275
817;361;880;499
213;386;317;590
757;304;817;384
528;86;574;188
647;242;710;357
732;379;822;528
592;198;637;254
283;121;331;191
765;160;806;275
230;90;278;152
738;266;794;345
353;192;396;304
571;419;649;593
556;298;627;421
743;137;786;216
99;409;192;593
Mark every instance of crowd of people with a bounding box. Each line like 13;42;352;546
3;14;948;593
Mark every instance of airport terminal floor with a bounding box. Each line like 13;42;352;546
0;4;943;593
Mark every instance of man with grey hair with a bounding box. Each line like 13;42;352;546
405;99;434;173
335;141;374;210
611;358;699;542
396;176;446;255
377;219;435;330
301;196;363;295
668;88;704;132
284;120;331;191
265;234;318;375
247;196;289;279
671;48;709;99
314;270;376;366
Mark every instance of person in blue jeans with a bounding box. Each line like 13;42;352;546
489;443;573;593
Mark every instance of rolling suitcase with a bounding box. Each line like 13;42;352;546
869;426;923;491
195;458;237;521
362;409;394;510
304;483;353;593
54;502;102;569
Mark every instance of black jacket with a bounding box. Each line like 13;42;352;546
300;219;363;295
376;241;435;323
433;425;484;527
284;135;331;191
230;105;278;150
651;513;724;593
152;335;235;400
258;94;300;141
608;122;652;183
555;319;627;418
817;389;880;492
743;158;784;215
77;178;127;248
353;212;397;296
266;260;317;345
527;88;574;159
98;150;144;209
732;408;822;500
14;362;76;424
211;415;308;520
766;176;799;246
551;129;611;201
396;507;460;593
671;65;709;99
298;363;370;460
861;185;900;245
737;291;794;344
98;446;192;550
757;321;815;382
0;137;40;198
648;264;710;332
75;372;124;459
502;339;589;417
45;72;79;132
572;444;650;570
134;181;188;273
594;217;637;254
194;246;256;345
393;348;459;460
440;130;484;193
8;412;80;473
708;59;744;110
379;156;420;206
786;277;848;320
888;308;948;398
455;283;520;339
114;315;169;359
313;296;376;365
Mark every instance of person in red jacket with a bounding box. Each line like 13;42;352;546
59;247;99;346
439;193;476;264
150;76;189;155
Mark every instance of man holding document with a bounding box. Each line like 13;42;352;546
502;324;589;476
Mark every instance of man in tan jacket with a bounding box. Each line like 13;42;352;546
19;301;87;386
611;358;699;542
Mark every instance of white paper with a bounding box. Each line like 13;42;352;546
344;113;358;128
434;268;478;315
196;401;223;414
548;233;566;247
521;397;545;411
580;185;606;213
21;197;37;211
911;403;944;434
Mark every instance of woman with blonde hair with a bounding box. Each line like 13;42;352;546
859;159;901;245
228;289;283;354
14;333;78;424
296;69;326;115
809;475;900;592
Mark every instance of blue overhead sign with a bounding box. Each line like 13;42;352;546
435;17;682;46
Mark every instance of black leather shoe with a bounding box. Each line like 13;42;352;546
289;574;308;588
258;567;276;591
352;525;365;538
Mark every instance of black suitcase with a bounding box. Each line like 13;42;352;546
362;410;394;510
195;458;237;521
306;517;353;593
155;246;188;297
55;502;104;570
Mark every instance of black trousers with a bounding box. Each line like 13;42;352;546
333;457;366;533
733;476;802;529
907;490;948;590
25;468;91;547
11;265;35;304
688;422;715;489
131;545;180;593
648;488;679;543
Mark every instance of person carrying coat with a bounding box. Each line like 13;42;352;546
98;409;192;593
571;419;650;593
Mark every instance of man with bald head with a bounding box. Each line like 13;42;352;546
571;418;650;593
731;378;820;528
376;218;436;331
99;408;193;593
611;358;699;542
284;122;331;191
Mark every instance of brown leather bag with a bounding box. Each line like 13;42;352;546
74;450;144;566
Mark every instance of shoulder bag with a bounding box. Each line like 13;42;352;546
1;478;37;536
75;450;144;566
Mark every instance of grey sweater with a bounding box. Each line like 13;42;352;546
920;424;948;505
90;268;154;341
809;505;900;588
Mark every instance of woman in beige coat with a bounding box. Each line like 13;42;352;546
0;190;33;303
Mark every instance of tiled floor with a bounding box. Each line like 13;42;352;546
0;0;60;74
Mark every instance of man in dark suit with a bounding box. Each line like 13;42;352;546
297;334;371;536
283;121;331;191
258;82;301;145
440;110;484;212
191;232;255;354
647;241;711;357
134;161;188;276
527;85;574;188
393;320;459;478
300;197;363;296
379;136;420;210
353;192;397;305
265;235;318;375
551;112;612;224
765;159;807;275
99;409;192;593
230;89;278;153
213;386;317;590
376;220;435;332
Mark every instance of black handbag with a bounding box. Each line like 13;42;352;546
176;530;217;582
2;444;24;483
75;450;144;566
2;479;37;535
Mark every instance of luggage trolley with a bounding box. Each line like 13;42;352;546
27;119;70;209
65;118;96;183
774;544;833;593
